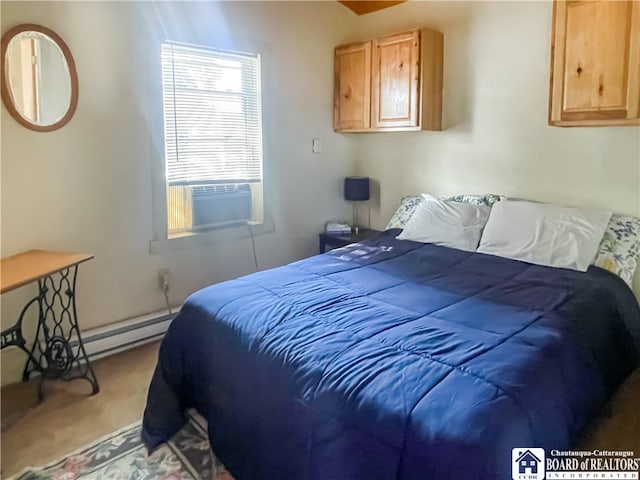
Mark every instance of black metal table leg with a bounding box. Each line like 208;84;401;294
1;295;41;371
2;264;99;400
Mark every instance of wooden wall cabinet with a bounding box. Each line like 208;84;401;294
334;28;443;132
549;0;640;127
334;42;372;131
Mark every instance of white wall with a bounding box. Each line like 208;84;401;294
1;1;356;384
349;1;640;226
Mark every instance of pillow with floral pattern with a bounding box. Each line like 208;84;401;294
444;193;504;207
385;195;423;230
593;214;640;288
386;193;504;230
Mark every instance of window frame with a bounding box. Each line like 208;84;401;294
149;39;274;254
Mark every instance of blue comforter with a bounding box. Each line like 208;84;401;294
142;230;640;479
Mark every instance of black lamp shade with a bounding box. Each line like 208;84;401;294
344;176;370;201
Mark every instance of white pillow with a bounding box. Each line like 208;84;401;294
396;194;491;252
477;200;612;271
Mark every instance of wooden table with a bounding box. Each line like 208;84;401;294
1;250;99;399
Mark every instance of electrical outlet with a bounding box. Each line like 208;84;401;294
158;268;171;291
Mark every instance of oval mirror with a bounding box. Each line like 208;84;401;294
1;24;78;132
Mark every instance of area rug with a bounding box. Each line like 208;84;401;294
9;415;234;480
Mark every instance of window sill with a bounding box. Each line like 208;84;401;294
149;218;275;255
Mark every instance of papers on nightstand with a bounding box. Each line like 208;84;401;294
325;222;352;235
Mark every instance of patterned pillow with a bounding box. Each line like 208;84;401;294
481;193;504;207
444;193;504;207
386;193;503;230
593;215;640;288
385;195;423;230
443;194;486;205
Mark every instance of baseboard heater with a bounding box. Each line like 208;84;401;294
80;308;178;361
0;309;177;388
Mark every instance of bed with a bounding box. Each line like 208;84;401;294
142;230;640;480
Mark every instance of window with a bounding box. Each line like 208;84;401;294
161;42;264;236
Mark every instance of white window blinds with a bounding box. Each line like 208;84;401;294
161;43;263;186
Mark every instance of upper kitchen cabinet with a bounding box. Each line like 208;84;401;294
549;0;640;126
334;28;443;132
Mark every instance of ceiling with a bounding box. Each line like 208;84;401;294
338;1;407;16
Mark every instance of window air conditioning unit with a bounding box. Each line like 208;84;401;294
191;183;252;229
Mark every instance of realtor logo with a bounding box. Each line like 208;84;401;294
512;448;545;480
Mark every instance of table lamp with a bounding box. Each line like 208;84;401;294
344;176;370;234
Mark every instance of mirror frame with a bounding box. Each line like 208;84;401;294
1;24;79;132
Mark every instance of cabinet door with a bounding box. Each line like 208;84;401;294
334;42;371;131
372;30;420;129
549;0;640;126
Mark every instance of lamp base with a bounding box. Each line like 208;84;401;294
351;202;370;233
352;203;357;232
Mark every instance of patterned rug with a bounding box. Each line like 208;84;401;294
9;415;234;480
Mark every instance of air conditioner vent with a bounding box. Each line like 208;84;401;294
191;183;251;229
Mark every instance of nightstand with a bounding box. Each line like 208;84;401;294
318;228;381;254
